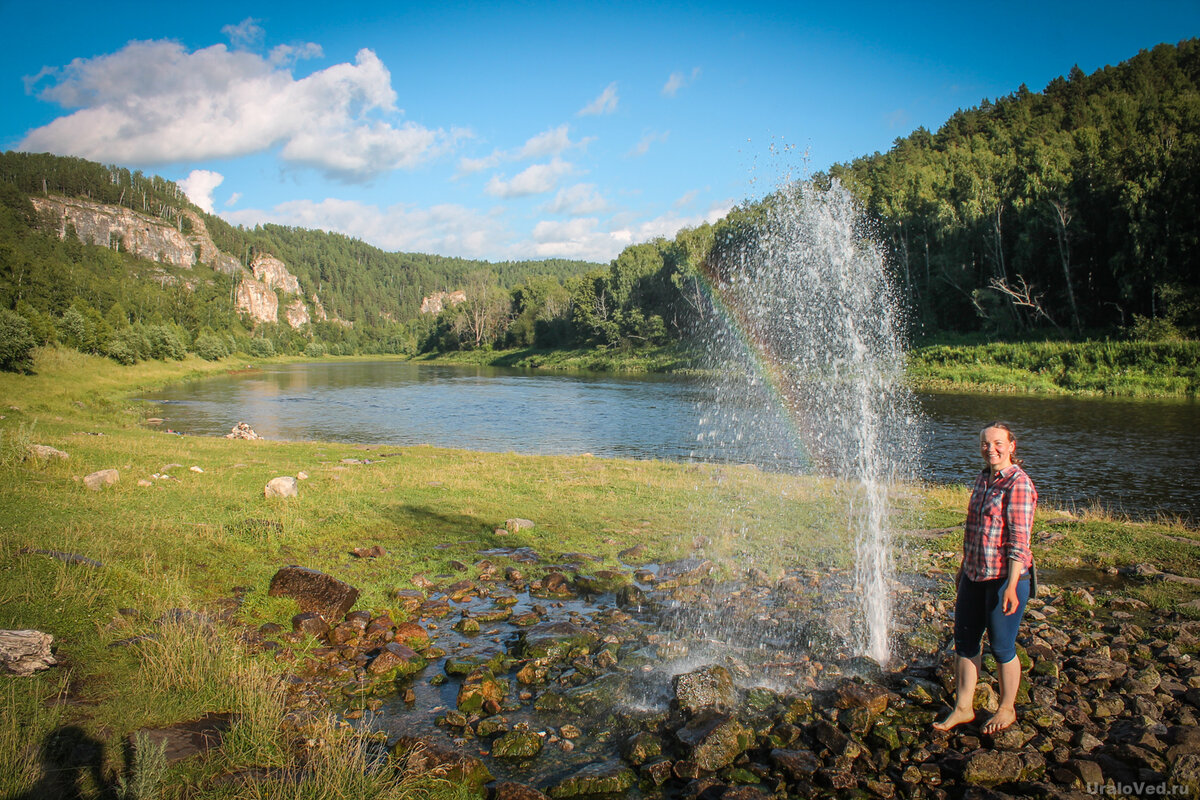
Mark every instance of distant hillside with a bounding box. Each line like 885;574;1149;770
823;38;1200;338
0;151;601;360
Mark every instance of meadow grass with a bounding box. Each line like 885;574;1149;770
0;346;1196;797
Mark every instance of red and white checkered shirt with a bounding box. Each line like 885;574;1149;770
962;464;1036;581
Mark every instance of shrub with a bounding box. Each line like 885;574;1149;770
246;338;275;358
143;325;187;360
0;309;36;372
192;333;230;361
303;342;326;358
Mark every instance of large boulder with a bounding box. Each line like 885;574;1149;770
268;566;359;623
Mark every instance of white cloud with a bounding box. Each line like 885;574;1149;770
20;41;453;181
225;192;242;207
484;158;573;198
577;82;618;116
269;42;324;66
222;18;264;47
225;198;510;259
527;202;733;261
178;169;224;213
457;124;589;176
543;183;608;215
662;67;702;97
628;130;669;157
673;189;700;209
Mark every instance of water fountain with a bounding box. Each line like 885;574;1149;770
693;178;922;666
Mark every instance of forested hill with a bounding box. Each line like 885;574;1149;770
0;150;599;330
823;39;1200;338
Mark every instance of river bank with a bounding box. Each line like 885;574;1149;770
415;339;1200;399
1;349;1198;798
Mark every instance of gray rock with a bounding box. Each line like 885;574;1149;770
83;469;119;490
29;444;68;460
128;713;232;764
962;750;1024;786
264;476;298;498
0;630;56;676
505;518;535;533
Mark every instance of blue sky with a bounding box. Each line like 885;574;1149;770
2;0;1197;262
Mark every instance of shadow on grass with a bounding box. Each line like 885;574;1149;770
8;725;115;800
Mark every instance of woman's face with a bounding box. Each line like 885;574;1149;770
980;426;1015;473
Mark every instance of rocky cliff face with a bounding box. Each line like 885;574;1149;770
420;290;467;314
34;194;320;330
285;298;311;328
234;278;279;325
251;254;302;295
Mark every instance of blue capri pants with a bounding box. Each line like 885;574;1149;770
953;575;1029;663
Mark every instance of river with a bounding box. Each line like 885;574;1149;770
144;360;1200;520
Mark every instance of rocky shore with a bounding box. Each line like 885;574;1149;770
209;540;1200;799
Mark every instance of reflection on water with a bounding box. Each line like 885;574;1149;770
144;361;1200;520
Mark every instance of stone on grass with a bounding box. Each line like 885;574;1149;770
83;469;119;491
0;630;56;676
189;465;203;473
505;518;535;533
268;566;359;623
291;612;330;638
264;476;298;498
29;445;68;461
128;712;233;764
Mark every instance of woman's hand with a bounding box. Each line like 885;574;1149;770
1001;582;1020;615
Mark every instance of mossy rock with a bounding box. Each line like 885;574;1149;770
492;730;544;759
548;761;636;798
575;570;631;595
521;621;598;663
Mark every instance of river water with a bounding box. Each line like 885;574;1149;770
144;361;1200;520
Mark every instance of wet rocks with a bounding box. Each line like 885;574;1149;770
676;711;753;771
674;665;736;713
83;468;119;490
390;736;492;787
268;566;359;623
264;476;298;498
547;761;635;798
521;621;597;663
492;730;544;759
367;643;425;678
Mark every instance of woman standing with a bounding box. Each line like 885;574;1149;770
933;422;1036;734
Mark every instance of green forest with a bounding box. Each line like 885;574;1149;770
0;39;1197;372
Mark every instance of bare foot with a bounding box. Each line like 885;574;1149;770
932;707;975;732
982;707;1016;734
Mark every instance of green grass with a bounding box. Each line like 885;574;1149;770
908;339;1200;397
1;346;1196;797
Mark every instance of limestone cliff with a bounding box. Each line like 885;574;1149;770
251;254;302;295
420;290;467;314
285;298;311;328
234;278;279;325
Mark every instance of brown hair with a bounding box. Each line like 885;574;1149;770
980;421;1024;467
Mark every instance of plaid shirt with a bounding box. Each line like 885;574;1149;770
962;464;1036;581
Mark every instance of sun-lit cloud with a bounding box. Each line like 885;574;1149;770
456;124;590;176
673;189;700;209
662;67;701;97
628;130;669;157
543;183;608;215
527;201;733;261
224;198;511;259
225;192;242;208
577;82;618;116
484;157;573;198
20;40;455;181
177;169;224;213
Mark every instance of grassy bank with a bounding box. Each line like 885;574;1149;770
413;339;1200;398
907;339;1200;397
1;348;1198;798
